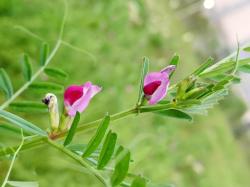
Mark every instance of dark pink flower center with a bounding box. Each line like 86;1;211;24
143;81;161;95
64;86;84;105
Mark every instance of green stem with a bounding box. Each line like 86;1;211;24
46;139;109;187
1;131;24;187
0;108;137;156
0;105;174;157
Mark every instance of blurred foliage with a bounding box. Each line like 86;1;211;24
0;0;250;187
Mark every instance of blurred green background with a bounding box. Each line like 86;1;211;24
0;0;250;186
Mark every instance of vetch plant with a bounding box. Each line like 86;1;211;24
1;2;250;187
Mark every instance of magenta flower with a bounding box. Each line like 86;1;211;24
64;82;102;116
143;65;175;105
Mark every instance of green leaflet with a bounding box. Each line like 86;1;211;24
40;43;49;66
176;76;196;100
156;109;192;121
193;57;214;76
21;54;32;81
64;112;80;146
97;130;117;169
184;89;228;115
139;103;173;113
29;82;64;93
213;76;234;91
9;101;47;113
7;181;38;187
199;58;250;78
243;46;250;52
137;57;149;105
169;53;179;66
238;64;250;73
44;67;68;80
158;100;171;105
0;109;46;136
0;68;13;99
183;87;209;100
168;53;179;78
0;123;31;136
131;176;147;187
82;115;110;158
111;146;130;186
66;144;87;155
176;99;202;107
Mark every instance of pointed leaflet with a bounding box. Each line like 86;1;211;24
64;112;81;146
183;89;228;115
137;57;149;105
66;144;87;155
131;176;147;187
39;43;49;66
44;67;68;80
238;64;250;73
169;53;179;66
193;57;214;76
156;109;192;121
9;101;47;113
97;130;117;169
0;68;13;99
0;123;31;136
7;181;38;187
243;47;250;52
82;114;110;158
176;76;196;100
111;146;130;186
21;54;32;81
199;58;250;78
0;109;46;136
183;87;209;100
29;82;64;93
169;53;179;78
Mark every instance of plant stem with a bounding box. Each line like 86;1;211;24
0;105;174;157
46;139;109;186
1;131;24;187
0;108;137;156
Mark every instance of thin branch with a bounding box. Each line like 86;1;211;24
14;25;45;42
61;40;97;62
1;130;24;187
0;108;137;156
0;0;68;110
232;37;240;74
46;139;110;187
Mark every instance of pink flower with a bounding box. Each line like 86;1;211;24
143;65;175;105
64;82;102;116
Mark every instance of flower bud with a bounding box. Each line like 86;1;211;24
42;93;60;130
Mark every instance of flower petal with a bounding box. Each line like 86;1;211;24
68;83;102;116
148;76;169;105
144;72;164;86
64;85;84;106
160;65;176;74
143;81;161;95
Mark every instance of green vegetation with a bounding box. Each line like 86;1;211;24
0;0;249;186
